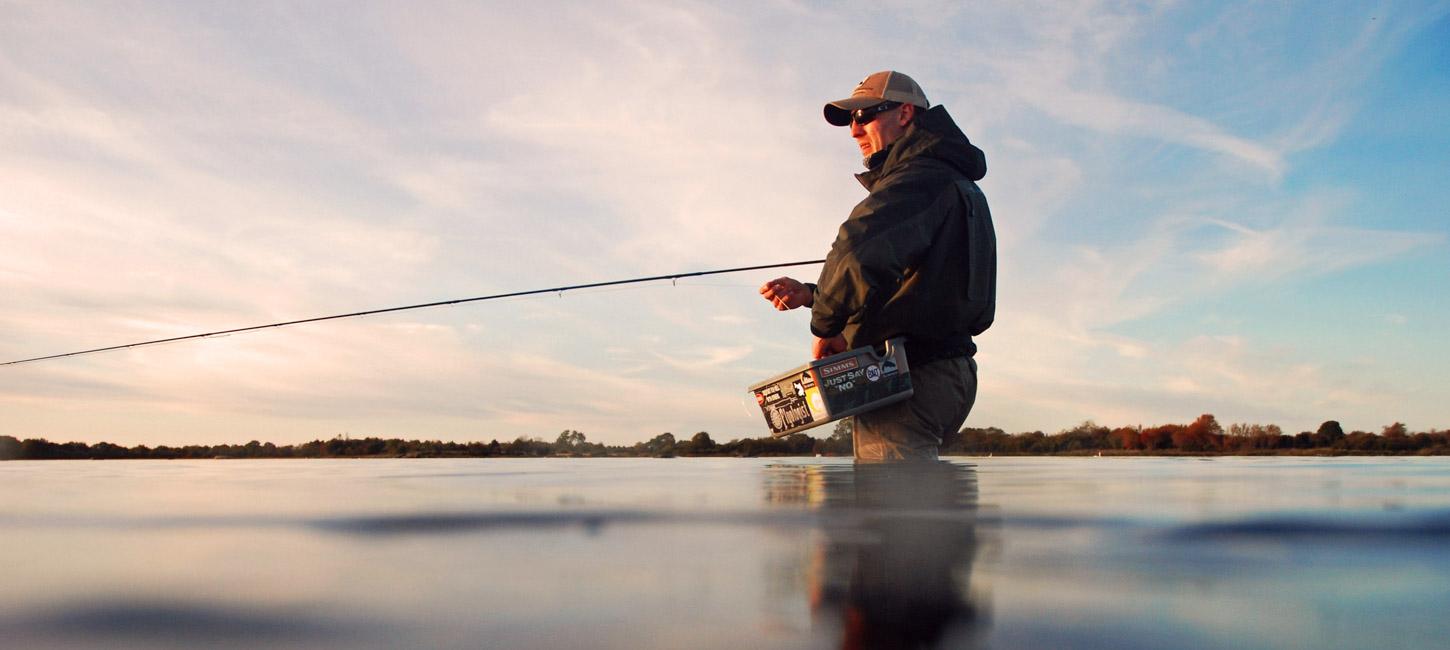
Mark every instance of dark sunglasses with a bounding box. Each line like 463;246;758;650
851;101;902;125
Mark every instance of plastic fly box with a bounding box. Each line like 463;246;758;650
749;338;912;437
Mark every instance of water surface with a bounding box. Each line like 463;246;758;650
3;457;1448;648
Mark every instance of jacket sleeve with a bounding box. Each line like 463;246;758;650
810;168;948;339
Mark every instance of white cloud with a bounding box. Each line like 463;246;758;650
1010;79;1286;178
1193;200;1442;284
651;345;754;372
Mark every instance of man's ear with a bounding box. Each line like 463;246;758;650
898;103;917;126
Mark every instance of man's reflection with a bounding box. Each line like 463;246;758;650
764;461;985;649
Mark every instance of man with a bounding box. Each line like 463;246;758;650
760;70;996;461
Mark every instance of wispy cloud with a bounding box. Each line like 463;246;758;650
1011;78;1286;178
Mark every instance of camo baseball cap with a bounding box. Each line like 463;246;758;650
823;70;930;126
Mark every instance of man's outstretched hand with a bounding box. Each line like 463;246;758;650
760;276;840;358
759;277;813;311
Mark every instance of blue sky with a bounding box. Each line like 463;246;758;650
2;1;1447;446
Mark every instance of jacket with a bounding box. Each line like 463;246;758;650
809;105;996;365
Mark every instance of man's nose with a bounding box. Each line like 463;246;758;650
850;120;865;137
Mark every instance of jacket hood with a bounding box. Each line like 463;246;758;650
861;105;986;184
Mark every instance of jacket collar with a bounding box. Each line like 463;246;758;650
855;145;895;190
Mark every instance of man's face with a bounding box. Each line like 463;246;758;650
850;103;912;159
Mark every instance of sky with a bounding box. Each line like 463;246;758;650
2;1;1448;447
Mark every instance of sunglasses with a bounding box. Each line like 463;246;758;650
851;101;902;125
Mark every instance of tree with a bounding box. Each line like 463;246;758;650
1140;425;1177;450
1174;414;1223;452
1341;430;1380;451
1111;426;1142;450
508;436;550;456
823;419;855;454
1315;420;1345;447
1018;431;1049;453
1381;422;1411;452
954;427;1009;454
554;430;587;453
0;435;21;460
1059;421;1110;451
784;433;814;455
642;432;676;458
1225;423;1286;451
686;431;716;455
1252;424;1286;450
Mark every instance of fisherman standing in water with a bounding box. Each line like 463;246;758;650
760;71;996;461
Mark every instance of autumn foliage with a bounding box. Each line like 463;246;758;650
944;416;1450;456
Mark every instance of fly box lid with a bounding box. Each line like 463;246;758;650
748;338;912;437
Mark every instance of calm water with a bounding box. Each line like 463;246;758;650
3;457;1449;649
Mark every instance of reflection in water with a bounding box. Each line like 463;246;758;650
764;462;984;649
7;458;1450;648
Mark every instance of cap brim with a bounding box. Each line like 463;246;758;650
823;96;887;126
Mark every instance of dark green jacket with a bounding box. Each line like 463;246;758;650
810;105;996;364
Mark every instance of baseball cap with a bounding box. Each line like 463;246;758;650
823;71;930;126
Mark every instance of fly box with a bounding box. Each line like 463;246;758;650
749;338;912;437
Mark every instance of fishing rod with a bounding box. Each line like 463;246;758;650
2;259;825;367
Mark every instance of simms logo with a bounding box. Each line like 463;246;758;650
819;357;859;377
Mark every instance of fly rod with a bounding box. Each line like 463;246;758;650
2;259;826;367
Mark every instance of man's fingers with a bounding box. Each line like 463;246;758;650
762;277;806;310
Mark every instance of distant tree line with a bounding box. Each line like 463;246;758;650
3;415;1448;461
943;415;1450;456
0;421;854;461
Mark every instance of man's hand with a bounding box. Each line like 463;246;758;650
813;335;848;360
759;276;813;311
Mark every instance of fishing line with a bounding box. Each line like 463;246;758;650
2;260;825;367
